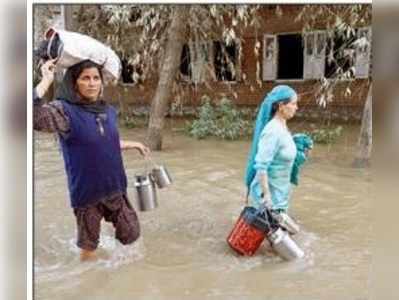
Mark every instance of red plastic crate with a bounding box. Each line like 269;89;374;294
227;215;266;256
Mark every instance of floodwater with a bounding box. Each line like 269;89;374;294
34;122;371;300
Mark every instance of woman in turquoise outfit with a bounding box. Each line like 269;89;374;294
245;85;301;214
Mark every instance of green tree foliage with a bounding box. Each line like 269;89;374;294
295;4;372;106
75;4;261;86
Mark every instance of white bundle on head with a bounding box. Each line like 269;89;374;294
44;27;121;84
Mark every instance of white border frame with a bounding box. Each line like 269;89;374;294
27;2;33;300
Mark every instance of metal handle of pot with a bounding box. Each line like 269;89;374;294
257;202;281;231
134;158;155;181
140;155;156;175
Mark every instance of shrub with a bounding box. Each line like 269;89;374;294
120;115;137;129
307;125;343;144
186;96;253;140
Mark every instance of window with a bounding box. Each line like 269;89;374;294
354;27;371;78
179;41;210;83
324;27;371;79
304;31;326;79
277;34;303;80
213;40;239;81
179;40;239;83
120;57;141;84
262;35;277;80
324;29;356;79
305;34;314;56
263;28;370;82
263;33;305;81
180;44;192;79
316;32;326;57
265;37;275;60
121;58;134;83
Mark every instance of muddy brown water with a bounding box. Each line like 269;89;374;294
34;123;371;300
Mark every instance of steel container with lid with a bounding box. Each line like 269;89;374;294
133;174;158;211
267;227;304;261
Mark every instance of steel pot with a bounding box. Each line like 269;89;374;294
267;227;304;261
133;174;158;211
151;165;172;189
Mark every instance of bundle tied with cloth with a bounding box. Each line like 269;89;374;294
34;27;121;84
290;133;313;186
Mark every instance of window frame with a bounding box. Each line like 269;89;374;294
265;31;306;82
262;33;278;81
212;38;242;83
354;26;372;79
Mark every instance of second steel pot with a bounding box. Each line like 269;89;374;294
151;165;172;189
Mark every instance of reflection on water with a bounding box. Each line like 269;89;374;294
34;124;371;300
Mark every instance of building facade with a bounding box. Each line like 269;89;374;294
36;4;372;121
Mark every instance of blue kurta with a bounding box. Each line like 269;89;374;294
59;101;127;208
249;118;297;211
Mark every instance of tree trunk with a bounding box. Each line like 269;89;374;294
146;6;189;150
117;87;127;119
63;5;76;31
353;83;372;168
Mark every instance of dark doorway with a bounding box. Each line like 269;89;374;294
277;34;303;80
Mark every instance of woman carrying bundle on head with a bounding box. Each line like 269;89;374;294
34;58;150;261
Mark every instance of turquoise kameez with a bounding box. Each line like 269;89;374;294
249;118;297;212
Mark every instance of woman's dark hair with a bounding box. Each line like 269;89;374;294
70;60;104;85
271;98;292;117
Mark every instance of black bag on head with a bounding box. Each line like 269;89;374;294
34;30;63;61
